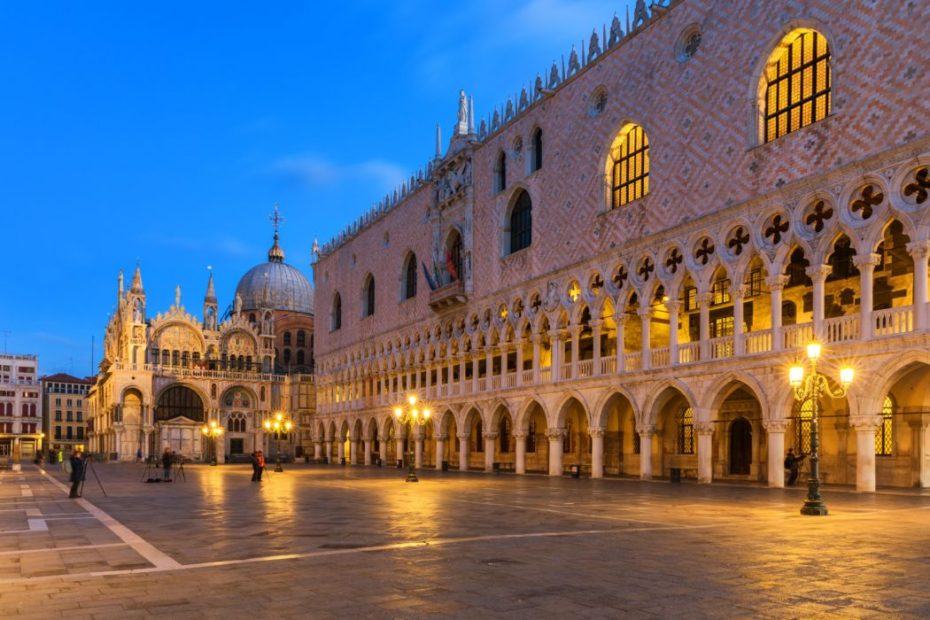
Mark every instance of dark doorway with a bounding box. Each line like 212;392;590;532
729;417;752;475
230;438;244;455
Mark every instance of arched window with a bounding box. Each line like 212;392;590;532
609;124;649;208
297;350;305;366
876;395;894;456
474;420;483;452
283;348;291;365
530;127;543;172
796;399;814;453
403;253;417;300
445;230;463;284
495;151;507;193
760;29;831;143
527;419;537;453
155;386;204;423
563;419;574;453
499;417;511;453
296;330;305;347
677;407;694;454
283;331;292;346
508;190;532;254
363;275;375;317
332;293;342;331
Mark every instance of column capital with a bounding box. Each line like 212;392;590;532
849;415;883;431
696;292;714;307
806;263;830;281
664;299;680;313
636;423;656;436
436;434;449;441
545;427;565;440
762;418;790;433
613;311;628;325
637;306;653;319
766;274;789;292
732;284;749;300
853;253;881;269
906;240;930;259
456;433;470;441
482;431;499;440
694;422;714;436
512;430;528;439
588;427;606;438
589;319;604;332
569;324;583;337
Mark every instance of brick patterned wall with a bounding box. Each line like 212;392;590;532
315;0;930;359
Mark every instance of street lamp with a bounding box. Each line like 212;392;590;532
201;420;223;466
393;394;431;483
263;411;293;473
789;341;854;516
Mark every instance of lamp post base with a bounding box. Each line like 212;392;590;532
800;500;828;516
405;471;419;483
275;457;284;473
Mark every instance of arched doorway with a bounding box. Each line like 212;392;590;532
729;417;752;475
155;385;204;458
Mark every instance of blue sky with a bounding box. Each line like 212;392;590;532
0;0;636;375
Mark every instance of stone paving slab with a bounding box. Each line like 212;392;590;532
0;463;929;617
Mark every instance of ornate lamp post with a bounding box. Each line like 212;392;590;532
393;394;431;483
789;342;854;516
263;411;293;473
201;420;223;466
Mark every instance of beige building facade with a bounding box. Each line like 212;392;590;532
87;232;316;462
0;353;43;465
41;373;93;455
313;0;930;491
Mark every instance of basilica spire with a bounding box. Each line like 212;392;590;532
204;267;217;303
131;264;144;294
267;203;285;263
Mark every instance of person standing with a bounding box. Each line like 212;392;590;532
161;447;173;481
251;450;265;482
784;448;807;486
136;447;143;463
68;450;85;498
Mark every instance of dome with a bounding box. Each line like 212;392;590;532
234;235;314;315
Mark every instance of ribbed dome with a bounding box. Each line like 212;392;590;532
235;238;314;315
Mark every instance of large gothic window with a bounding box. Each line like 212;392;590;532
530;127;543;172
155;386;204;422
609;124;649;208
494;151;507;193
403;253;417;300
761;29;831;143
677;406;694;454
296;330;306;347
508;190;532;254
332;293;342;331
363;274;376;317
445;230;463;284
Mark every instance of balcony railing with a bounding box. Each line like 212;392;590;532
319;304;926;415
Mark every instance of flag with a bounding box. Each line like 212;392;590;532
422;261;437;291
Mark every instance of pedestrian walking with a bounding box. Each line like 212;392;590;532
784;448;806;486
251;450;266;482
68;450;85;498
136;448;143;463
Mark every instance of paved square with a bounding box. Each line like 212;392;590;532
1;464;929;618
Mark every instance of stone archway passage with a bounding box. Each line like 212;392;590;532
729;417;752;475
155;386;204;423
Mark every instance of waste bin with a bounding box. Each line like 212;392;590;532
670;467;682;483
374;457;382;467
441;460;449;472
493;462;501;473
570;464;581;479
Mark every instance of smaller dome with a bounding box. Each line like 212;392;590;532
235;234;313;314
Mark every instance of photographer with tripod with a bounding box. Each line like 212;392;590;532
68;450;85;498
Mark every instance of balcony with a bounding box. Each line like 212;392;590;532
429;280;467;312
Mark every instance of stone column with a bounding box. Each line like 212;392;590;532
733;285;746;356
435;434;446;470
349;438;359;465
637;424;655;480
458;433;469;471
394;436;404;468
363;439;372;465
696;422;714;484
472;354;480;394
590;427;605;479
908;241;930;331
808;264;829;341
313;440;322;460
514;431;527;474
763;419;789;488
532;334;541;384
590;320;602;375
549;329;562;381
337;438;345;463
485;347;494;391
913;418;930;488
414;432;424;469
458;354;467;394
851;416;880;492
484;432;498;471
499;344;509;385
638;306;653;370
615;313;627;373
698;292;712;360
547;428;564;476
768;275;787;351
515;338;525;386
666;301;680;366
570;324;581;379
855;253;880;339
379;435;388;464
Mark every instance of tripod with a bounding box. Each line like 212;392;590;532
79;458;107;497
174;458;186;482
141;457;157;482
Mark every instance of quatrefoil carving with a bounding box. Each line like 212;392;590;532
638;258;654;282
665;248;683;273
764;214;789;245
904;168;929;205
727;227;750;256
850;185;883;220
612;266;628;290
805;200;833;233
695;238;715;265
